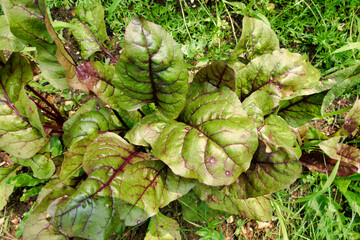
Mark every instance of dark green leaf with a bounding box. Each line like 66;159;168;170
153;87;258;186
50;136;63;157
20;186;43;201
7;173;47;187
114;16;188;119
0;15;25;51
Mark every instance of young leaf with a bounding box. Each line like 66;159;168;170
114;16;188;119
0;165;19;211
125;112;172;147
11;154;55;179
236;49;320;103
0;15;25;51
153;87;258;186
228;16;279;71
62;99;116;147
193;183;271;221
145;212;181;240
49;133;195;239
71;2;109;59
193;60;235;91
23;179;75;240
1;0;69;89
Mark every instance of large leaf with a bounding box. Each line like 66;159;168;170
0;15;25;51
23;179;74;240
278;93;325;128
62;99;116;147
228;16;279;71
0;54;48;158
153;87;258;186
49;133;195;239
0;165;20;211
145;212;181;240
319;137;360;174
1;0;69;89
242;90;274;127
193;183;271;221
71;2;109;59
193;60;235;91
236;49;321;103
114;16;188;119
11;154;55;179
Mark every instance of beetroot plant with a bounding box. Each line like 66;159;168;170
0;0;359;239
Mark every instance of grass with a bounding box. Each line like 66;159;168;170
2;0;359;239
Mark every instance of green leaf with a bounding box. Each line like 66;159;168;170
11;154;55;179
332;42;360;54
71;2;109;59
114;16;188;119
0;165;19;211
50;136;63;157
242;90;274;127
278;93;325;127
59;138;90;182
125;112;172;147
145;212;181;240
0;15;25;51
62;99;116;147
153;87;258;186
1;0;69;89
20;186;43;201
228;16;279;71
23;180;74;240
193;60;235;91
193;183;271;221
236;49;321;103
49;133;195;239
7;173;47;187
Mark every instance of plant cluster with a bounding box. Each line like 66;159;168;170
0;0;359;239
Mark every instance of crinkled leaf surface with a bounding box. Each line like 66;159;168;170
278;93;325;128
23;179;74;240
49;133;195;239
59;137;91;182
0;165;19;211
0;54;48;158
242;90;273;127
193;183;271;221
228;16;279;71
145;212;181;240
71;2;109;59
114;16;188;119
236;49;320;103
11;154;55;179
0;15;25;51
153;87;258;186
125;112;172;147
76;61;124;112
193;60;235;91
319;137;360;175
300;151;358;177
341;99;360;136
62;99;116;147
1;0;69;89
